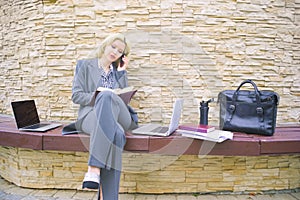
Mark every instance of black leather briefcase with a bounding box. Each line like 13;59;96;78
218;80;279;136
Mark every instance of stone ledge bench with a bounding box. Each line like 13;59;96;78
0;114;299;194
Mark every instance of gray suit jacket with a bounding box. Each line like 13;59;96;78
71;58;129;131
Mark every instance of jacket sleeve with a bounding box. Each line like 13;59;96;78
71;60;95;106
114;70;129;89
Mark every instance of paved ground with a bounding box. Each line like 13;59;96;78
0;177;299;200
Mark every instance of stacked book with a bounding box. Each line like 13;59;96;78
177;124;233;143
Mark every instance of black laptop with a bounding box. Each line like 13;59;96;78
11;100;61;132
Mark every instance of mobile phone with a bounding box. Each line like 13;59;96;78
119;54;125;68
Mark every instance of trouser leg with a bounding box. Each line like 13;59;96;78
101;168;121;200
82;91;131;169
100;127;125;200
81;91;130;200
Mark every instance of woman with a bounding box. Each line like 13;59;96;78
71;33;138;200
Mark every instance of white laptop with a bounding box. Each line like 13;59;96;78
11;100;62;132
132;99;184;137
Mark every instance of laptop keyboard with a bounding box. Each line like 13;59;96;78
151;126;169;133
26;123;48;129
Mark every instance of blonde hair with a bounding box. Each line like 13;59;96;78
89;33;130;59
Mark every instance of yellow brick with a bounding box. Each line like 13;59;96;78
39;171;53;177
207;181;234;191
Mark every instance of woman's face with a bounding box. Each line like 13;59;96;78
103;39;126;62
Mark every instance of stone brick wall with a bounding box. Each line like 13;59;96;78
0;0;299;125
0;146;299;193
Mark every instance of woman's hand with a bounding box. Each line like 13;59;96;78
117;55;129;71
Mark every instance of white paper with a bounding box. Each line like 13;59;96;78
178;129;233;143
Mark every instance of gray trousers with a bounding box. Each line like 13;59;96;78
81;91;133;200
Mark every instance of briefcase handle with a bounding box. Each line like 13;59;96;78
231;79;264;122
232;79;262;105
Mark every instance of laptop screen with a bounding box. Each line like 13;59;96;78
168;99;184;133
11;100;40;129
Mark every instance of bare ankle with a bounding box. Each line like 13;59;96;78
88;166;100;175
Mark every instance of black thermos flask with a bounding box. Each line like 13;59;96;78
199;99;213;125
